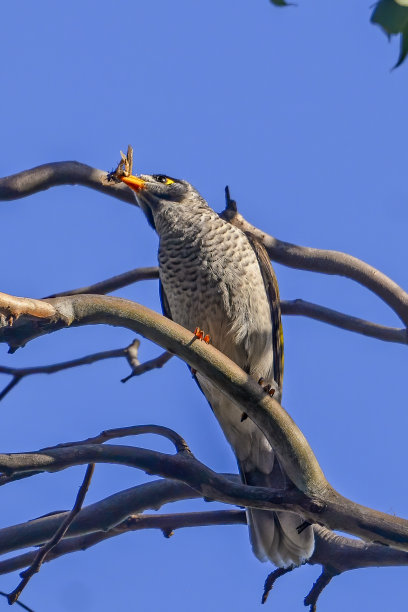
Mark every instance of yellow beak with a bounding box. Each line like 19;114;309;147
120;175;146;192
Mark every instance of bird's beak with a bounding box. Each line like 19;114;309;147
120;175;146;192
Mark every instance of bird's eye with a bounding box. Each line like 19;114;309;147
153;175;175;185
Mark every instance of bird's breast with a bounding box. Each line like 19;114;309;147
158;215;273;374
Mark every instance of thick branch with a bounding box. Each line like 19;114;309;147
42;261;408;345
281;299;407;344
222;210;408;327
0;162;135;205
0;292;328;493
0;479;201;556
0;510;246;576
2;162;408;327
46;266;408;344
1;293;408;550
1;435;408;552
44;260;408;344
1;492;407;592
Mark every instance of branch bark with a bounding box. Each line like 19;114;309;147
222;208;408;327
0;162;134;205
0;479;406;608
6;464;95;605
2;161;408;327
37;263;408;345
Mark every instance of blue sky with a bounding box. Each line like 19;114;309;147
1;1;407;610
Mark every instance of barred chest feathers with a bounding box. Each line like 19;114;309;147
156;206;274;378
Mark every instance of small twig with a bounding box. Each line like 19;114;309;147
45;266;159;299
0;510;246;576
224;185;237;212
124;338;140;371
304;567;339;611
44;424;192;455
281;299;408;345
43;263;408;346
262;565;296;604
0;340;140;403
0;375;22;401
0;422;188;487
7;463;95;605
121;350;173;382
0;591;35;611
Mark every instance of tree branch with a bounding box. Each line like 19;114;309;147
1;293;408;551
0;479;202;557
6;464;95;605
45;266;159;299
281;299;407;344
41;260;408;345
0;162;135;205
0;591;34;612
0;510;246;576
1;486;407;607
0;292;330;493
222;208;408;327
2;162;408;327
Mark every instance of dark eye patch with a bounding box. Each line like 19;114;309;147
153;175;169;183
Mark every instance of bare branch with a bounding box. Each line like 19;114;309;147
45;266;159;299
0;510;246;576
1;493;407;605
7;463;95;605
304;567;337;611
0;340;172;403
42;259;408;346
262;566;296;604
1;292;408;550
0;592;34;612
121;350;173;382
0;162;135;205
223;208;408;327
1;434;408;552
46;262;405;345
281;299;408;344
0;479;202;557
0;292;329;493
0;375;22;401
0;346;128;378
2;162;408;327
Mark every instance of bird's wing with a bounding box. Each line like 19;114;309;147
159;279;173;320
244;232;284;390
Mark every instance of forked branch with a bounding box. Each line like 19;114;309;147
2;159;408;327
0;297;408;553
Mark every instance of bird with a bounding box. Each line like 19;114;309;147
119;171;314;567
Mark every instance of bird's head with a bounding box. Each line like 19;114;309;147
120;173;206;231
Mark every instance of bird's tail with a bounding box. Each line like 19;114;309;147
242;466;314;567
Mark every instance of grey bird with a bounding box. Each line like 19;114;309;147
120;172;314;567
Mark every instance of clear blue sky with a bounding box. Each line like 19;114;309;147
1;1;407;610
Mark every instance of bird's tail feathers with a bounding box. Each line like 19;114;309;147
242;464;314;567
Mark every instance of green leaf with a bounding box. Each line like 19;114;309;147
371;0;408;66
269;0;291;6
371;0;408;36
394;25;408;67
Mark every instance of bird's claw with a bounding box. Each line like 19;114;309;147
258;377;276;396
194;327;210;343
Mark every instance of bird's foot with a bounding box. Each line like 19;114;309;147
258;377;276;397
194;327;211;343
